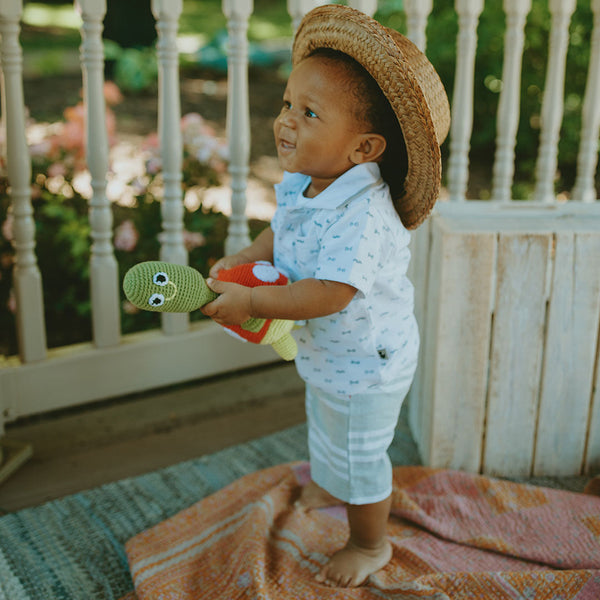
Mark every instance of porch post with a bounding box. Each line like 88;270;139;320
404;0;433;52
76;0;121;348
533;0;576;203
491;0;531;203
223;0;253;256
447;0;484;202
572;0;600;203
152;0;189;335
0;0;47;363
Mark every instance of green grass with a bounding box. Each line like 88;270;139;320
19;0;293;55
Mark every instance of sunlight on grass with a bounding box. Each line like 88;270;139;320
248;20;292;41
23;3;82;30
177;34;208;55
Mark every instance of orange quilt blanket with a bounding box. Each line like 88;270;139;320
122;462;600;599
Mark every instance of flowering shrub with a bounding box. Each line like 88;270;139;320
0;83;258;356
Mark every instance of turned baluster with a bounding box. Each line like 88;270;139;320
533;0;576;203
223;0;253;256
572;0;600;203
76;0;121;347
491;0;532;203
404;0;433;52
0;0;47;362
447;0;484;202
152;0;189;334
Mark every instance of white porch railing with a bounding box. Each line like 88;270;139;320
0;0;599;480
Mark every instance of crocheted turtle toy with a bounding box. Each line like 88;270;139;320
123;260;297;361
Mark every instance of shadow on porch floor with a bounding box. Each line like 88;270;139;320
0;363;307;513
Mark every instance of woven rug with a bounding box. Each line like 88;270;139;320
122;461;600;600
0;413;597;600
0;425;311;600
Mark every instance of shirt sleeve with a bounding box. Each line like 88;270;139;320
314;197;384;296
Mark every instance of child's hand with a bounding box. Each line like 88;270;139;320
201;279;253;326
208;255;249;279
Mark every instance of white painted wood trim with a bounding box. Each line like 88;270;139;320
483;233;550;477
0;320;280;421
534;231;600;475
76;0;121;348
0;0;47;363
533;0;576;203
491;0;531;203
152;0;189;335
349;0;377;17
404;0;433;52
586;340;600;474
407;223;431;447
447;0;484;202
287;0;327;32
223;0;253;256
419;215;496;472
571;0;600;203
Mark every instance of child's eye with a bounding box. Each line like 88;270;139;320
282;100;292;110
305;108;317;118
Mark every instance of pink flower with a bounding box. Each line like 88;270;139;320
0;253;14;269
7;288;16;314
106;109;118;147
29;140;52;158
113;219;139;252
30;184;42;199
143;132;160;151
122;300;139;315
145;156;162;175
47;162;68;177
181;112;205;131
1;214;13;242
103;81;124;106
183;230;207;251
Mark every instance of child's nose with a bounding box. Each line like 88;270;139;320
278;109;296;129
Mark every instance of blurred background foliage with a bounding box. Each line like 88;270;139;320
1;0;596;354
19;0;596;195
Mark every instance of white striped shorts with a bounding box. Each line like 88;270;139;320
305;380;411;505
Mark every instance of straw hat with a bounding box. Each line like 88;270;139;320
292;4;450;230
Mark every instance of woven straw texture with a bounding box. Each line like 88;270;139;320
124;461;600;600
293;5;451;229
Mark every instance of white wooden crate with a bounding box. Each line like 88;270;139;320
408;202;600;477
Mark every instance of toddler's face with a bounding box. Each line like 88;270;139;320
273;55;366;197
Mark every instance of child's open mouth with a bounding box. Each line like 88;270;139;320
278;139;295;152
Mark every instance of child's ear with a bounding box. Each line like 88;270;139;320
350;133;387;164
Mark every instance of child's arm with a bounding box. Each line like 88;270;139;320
209;227;274;278
201;276;356;326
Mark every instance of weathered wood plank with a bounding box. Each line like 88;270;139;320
586;346;600;474
483;233;551;477
418;217;496;472
407;221;431;446
534;232;600;475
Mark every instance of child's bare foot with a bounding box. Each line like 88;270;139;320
294;480;342;511
315;539;392;587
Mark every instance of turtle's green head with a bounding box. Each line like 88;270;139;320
123;261;217;312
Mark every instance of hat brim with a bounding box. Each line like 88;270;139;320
292;5;450;229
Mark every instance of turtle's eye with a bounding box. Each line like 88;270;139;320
153;272;169;286
149;293;165;307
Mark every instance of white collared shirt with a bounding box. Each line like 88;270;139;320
271;162;419;395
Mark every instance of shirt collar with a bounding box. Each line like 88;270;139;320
276;162;383;210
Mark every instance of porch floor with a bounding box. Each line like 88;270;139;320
0;362;590;514
0;363;307;513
